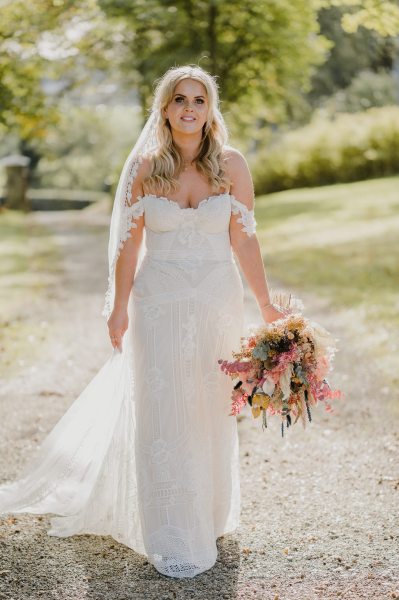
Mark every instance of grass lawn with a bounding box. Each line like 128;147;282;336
255;175;399;390
0;208;61;376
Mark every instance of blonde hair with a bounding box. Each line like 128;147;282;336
142;65;231;196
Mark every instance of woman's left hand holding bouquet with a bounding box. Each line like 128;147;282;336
260;301;288;324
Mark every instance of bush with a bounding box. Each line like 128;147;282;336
251;106;399;193
325;71;399;114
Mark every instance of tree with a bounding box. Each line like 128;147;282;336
327;0;399;36
0;0;107;141
98;0;330;118
309;5;398;103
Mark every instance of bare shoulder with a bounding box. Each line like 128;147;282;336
222;145;249;172
135;154;153;181
128;153;153;202
222;145;254;207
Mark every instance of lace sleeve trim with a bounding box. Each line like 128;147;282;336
118;199;145;251
230;195;257;237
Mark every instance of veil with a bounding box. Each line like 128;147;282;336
102;108;158;322
0;109;159;535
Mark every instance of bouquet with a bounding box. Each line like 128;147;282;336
218;291;342;437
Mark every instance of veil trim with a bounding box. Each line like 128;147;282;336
102;110;158;320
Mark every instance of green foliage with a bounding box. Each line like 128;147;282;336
0;0;110;141
0;1;68;138
324;70;399;113
99;0;330;117
331;0;399;36
309;5;397;103
319;1;399;36
251;106;399;193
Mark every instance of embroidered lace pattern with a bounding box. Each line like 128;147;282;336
230;195;257;236
0;185;248;579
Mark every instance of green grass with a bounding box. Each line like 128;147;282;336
0;208;62;376
255;175;399;390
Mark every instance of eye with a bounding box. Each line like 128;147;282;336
173;96;205;104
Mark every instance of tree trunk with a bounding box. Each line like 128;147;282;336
5;165;30;211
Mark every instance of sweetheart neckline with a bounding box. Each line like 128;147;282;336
137;192;233;211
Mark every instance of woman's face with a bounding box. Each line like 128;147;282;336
163;78;209;137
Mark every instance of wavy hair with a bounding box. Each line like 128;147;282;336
142;65;231;196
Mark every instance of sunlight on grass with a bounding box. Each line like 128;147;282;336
256;176;399;391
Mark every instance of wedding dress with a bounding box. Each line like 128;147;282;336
0;186;257;578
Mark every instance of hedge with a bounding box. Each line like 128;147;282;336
251;106;399;194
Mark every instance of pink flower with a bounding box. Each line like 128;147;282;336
230;388;248;416
315;355;330;379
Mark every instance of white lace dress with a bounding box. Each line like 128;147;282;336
0;190;257;578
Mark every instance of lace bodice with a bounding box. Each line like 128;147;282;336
121;192;257;262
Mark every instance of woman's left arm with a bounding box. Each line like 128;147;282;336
226;148;285;324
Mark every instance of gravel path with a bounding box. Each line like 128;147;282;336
0;205;398;600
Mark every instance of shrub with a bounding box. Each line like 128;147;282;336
251;106;399;193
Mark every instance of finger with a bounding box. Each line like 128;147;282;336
110;336;120;347
110;336;122;351
109;329;122;338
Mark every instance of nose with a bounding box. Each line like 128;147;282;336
183;99;195;110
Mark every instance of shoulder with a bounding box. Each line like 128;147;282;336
135;153;153;181
127;153;153;202
222;145;250;172
222;145;254;208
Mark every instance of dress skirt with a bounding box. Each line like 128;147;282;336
130;254;244;576
0;252;245;579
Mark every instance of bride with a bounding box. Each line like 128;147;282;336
0;64;285;578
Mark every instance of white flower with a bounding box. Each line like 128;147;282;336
262;377;275;396
280;363;293;400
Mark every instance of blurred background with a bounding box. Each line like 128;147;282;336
0;0;398;391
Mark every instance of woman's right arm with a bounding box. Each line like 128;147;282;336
107;158;150;351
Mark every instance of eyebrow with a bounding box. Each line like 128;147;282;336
173;93;206;98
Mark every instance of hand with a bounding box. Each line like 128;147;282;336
260;303;288;324
107;307;129;352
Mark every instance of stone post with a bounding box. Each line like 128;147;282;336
0;154;31;211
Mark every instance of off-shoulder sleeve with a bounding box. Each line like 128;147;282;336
230;195;257;237
119;196;145;249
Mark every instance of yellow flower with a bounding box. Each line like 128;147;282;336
252;406;261;418
252;394;262;406
252;394;270;410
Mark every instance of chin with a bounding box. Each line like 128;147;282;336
175;121;204;133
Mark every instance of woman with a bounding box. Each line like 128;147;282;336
0;65;285;579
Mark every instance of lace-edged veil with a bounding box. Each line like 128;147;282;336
0;113;162;518
102;109;158;322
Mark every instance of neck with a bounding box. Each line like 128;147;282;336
172;130;202;163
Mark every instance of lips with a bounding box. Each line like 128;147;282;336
181;117;196;121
